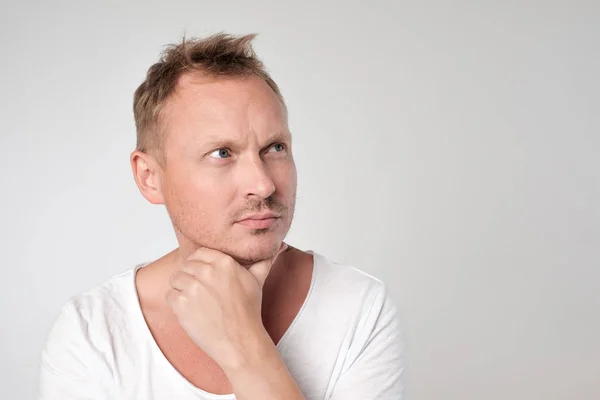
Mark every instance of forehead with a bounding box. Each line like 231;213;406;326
162;73;287;137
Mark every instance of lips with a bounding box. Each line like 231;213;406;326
238;211;280;221
236;211;281;229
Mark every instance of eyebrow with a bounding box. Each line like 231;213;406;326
265;131;292;145
202;131;291;150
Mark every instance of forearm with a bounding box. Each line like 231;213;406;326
223;333;305;400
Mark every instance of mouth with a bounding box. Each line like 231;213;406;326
235;212;281;229
237;217;279;229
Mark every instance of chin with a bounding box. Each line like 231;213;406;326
228;234;283;266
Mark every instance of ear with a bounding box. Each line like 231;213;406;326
130;150;165;205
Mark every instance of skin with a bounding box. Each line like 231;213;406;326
129;73;309;399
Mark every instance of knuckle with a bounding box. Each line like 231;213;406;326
197;264;214;280
172;293;189;313
168;271;179;287
223;257;238;271
188;278;202;295
165;290;181;308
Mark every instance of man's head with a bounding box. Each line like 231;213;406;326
130;33;297;266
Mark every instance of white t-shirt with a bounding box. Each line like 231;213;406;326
38;252;404;399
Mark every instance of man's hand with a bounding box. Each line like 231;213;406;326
164;243;306;399
165;243;287;371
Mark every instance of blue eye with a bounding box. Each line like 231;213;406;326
268;143;285;152
209;148;230;159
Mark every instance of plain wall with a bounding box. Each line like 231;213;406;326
1;1;598;399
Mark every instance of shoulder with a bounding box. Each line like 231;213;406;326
307;251;400;338
314;253;403;339
303;251;402;355
312;251;390;306
38;265;144;397
310;253;404;398
63;266;139;328
41;265;141;368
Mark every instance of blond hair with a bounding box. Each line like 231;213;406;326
133;32;286;159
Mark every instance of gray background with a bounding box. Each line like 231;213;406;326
1;1;598;399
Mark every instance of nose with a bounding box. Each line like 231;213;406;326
239;156;276;200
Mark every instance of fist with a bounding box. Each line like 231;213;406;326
165;244;287;369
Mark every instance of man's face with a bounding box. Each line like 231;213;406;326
158;74;297;265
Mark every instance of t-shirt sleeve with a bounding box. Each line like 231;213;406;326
38;301;113;400
327;283;405;400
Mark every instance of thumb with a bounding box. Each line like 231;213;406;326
247;243;288;288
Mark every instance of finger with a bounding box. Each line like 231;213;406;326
247;243;287;288
278;242;289;255
165;288;182;308
179;261;213;281
187;246;228;264
169;270;198;292
247;259;273;288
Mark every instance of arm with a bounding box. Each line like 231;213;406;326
327;284;405;399
221;330;306;400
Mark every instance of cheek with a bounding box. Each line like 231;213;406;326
165;169;231;216
276;162;297;196
163;168;200;209
164;176;219;236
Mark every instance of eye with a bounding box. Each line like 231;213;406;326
267;143;286;153
209;148;231;159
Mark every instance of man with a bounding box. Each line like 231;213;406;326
38;32;404;399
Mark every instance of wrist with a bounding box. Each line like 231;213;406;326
221;326;278;374
223;332;303;400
